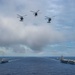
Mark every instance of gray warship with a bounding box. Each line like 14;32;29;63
0;58;8;64
60;56;75;65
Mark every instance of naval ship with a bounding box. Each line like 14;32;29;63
60;56;75;65
0;58;8;64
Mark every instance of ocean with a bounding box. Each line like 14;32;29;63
0;57;75;75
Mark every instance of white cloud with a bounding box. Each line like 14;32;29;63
0;15;64;53
0;0;75;56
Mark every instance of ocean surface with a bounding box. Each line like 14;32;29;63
0;57;75;75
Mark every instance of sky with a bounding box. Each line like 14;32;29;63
0;0;75;57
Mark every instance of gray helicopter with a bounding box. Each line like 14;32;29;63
17;14;27;22
31;10;40;17
45;16;55;23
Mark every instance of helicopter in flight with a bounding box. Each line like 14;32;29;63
30;10;40;17
45;16;55;23
17;14;27;22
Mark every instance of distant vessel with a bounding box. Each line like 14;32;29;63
0;58;8;64
60;56;75;65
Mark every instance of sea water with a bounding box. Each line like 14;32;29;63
0;57;75;75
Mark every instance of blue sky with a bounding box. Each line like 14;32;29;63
0;0;75;56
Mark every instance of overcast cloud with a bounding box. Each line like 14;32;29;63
0;0;75;56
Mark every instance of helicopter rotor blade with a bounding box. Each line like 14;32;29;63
23;15;27;17
30;11;35;13
45;16;49;19
37;10;40;12
17;14;22;17
52;16;55;17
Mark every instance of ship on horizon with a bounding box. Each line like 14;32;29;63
0;58;8;64
60;56;75;65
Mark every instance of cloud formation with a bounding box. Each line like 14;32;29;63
0;15;64;53
0;0;75;56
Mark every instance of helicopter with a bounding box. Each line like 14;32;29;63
45;16;55;23
17;14;27;22
30;10;40;17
